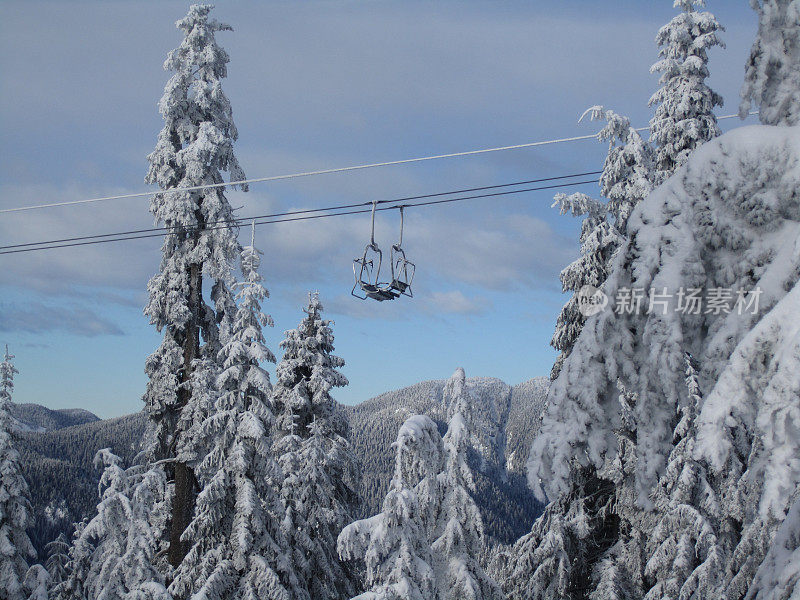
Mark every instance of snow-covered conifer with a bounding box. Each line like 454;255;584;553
44;534;70;590
740;0;800;126
169;232;290;600
549;194;622;378
643;354;725;600
338;415;443;600
0;346;37;600
23;565;49;600
501;468;618;600
592;107;655;233
272;292;349;438
548;106;651;378
142;3;247;565
59;450;171;600
746;492;800;600
649;0;725;180
273;293;358;598
432;411;504;600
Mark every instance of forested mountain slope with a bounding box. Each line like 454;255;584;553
9;403;98;433
17;375;548;558
345;376;549;543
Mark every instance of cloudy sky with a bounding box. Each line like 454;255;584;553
0;1;759;418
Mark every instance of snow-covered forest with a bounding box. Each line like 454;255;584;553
2;1;800;599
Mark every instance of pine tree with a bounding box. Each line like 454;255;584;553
338;415;443;600
0;346;37;600
169;231;291;600
649;0;725;181
272;293;358;599
740;0;800;126
142;3;247;567
432;411;504;600
643;354;726;599
501;467;619;600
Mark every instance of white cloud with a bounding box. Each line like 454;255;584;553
423;290;490;316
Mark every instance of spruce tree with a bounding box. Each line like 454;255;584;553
142;3;247;566
549;194;622;379
168;229;291;600
740;0;800;126
649;0;725;181
272;293;358;599
0;346;37;600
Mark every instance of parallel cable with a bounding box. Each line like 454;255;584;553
0;112;755;215
0;178;599;255
0;171;601;251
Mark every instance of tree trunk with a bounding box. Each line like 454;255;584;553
168;260;201;568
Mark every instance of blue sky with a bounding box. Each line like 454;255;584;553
0;1;759;418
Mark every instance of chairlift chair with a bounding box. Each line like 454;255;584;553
352;202;399;301
388;206;415;297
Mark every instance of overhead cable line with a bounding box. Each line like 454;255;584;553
0;112;755;215
0;177;599;256
0;171;601;251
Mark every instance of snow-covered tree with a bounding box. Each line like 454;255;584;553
55;450;171;600
746;492;800;600
740;0;800;126
272;292;349;439
23;565;49;600
272;293;358;599
643;354;726;600
549;194;622;378
169;233;291;600
432;411;504;600
44;534;70;590
649;0;725;181
500;468;619;600
0;346;37;600
530;112;800;600
592;107;655;233
549;106;652;378
142;3;247;566
338;415;443;600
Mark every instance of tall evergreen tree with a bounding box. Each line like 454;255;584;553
44;534;70;591
338;415;443;600
433;410;504;600
549;194;622;379
649;0;725;181
740;0;800;126
272;293;358;599
0;346;37;600
142;3;247;566
549;106;653;378
168;229;291;600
